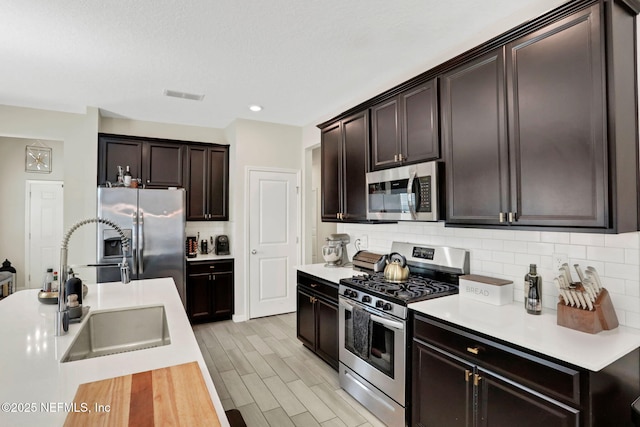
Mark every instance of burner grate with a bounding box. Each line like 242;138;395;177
347;272;457;302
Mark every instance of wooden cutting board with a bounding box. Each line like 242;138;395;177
64;361;221;427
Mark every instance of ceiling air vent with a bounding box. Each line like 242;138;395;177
163;89;205;101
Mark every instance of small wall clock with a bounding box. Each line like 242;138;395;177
25;145;52;173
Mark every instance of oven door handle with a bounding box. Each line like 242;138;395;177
407;168;418;220
340;299;405;331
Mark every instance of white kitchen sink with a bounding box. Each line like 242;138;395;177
61;305;171;363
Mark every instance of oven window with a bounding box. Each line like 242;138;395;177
344;309;395;378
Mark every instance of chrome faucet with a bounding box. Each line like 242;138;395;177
55;217;131;336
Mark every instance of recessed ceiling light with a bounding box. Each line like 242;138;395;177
249;105;263;112
163;89;205;101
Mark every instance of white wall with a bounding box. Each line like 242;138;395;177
0;105;99;282
226;119;303;321
0;137;64;288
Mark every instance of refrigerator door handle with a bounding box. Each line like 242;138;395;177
139;211;144;274
131;212;138;274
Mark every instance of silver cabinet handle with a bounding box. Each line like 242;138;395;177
251;249;257;254
508;211;516;222
499;212;505;223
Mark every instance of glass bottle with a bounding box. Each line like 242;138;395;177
123;166;132;187
43;268;54;292
525;264;542;315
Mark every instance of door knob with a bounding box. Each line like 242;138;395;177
251;249;257;254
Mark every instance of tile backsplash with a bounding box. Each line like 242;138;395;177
185;222;232;255
339;222;640;328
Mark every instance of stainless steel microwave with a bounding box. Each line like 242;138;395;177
366;161;441;221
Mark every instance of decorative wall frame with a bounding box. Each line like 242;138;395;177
25;144;52;173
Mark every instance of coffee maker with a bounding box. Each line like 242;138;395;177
322;233;350;267
215;235;230;255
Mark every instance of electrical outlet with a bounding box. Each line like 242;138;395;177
358;235;368;249
553;253;568;271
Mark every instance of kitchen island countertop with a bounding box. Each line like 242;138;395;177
0;278;228;426
410;295;640;372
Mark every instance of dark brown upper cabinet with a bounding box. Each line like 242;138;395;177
442;1;639;232
98;134;230;222
441;48;509;226
185;144;229;221
98;134;184;188
371;80;439;171
321;110;369;222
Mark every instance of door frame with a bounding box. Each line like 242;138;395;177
244;166;301;320
24;180;64;289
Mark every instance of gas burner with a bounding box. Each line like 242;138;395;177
342;271;458;304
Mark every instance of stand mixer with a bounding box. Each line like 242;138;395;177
322;233;351;267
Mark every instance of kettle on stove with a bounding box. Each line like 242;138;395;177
384;252;410;283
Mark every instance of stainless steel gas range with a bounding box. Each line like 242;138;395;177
338;242;469;426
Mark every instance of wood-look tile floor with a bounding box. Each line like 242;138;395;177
193;313;388;427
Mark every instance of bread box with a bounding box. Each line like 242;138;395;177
459;274;513;306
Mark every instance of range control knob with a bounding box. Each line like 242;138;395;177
375;300;384;309
362;296;371;303
344;289;357;298
383;303;393;311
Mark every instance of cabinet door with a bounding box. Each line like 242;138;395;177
371;97;400;170
412;340;474;427
441;48;510;225
185;146;208;220
211;271;233;320
321;122;343;221
97;137;143;185
207;146;229;221
143;142;184;188
187;273;213;322
315;298;338;369
477;368;579;427
506;5;605;228
296;288;316;350
342;111;369;222
401;80;439;164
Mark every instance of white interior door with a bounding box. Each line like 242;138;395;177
249;169;299;319
25;181;63;289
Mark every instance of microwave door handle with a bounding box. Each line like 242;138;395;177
407;169;418;220
340;298;404;331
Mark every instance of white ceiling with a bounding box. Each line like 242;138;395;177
2;0;565;129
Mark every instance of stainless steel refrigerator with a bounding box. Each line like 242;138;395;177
97;187;186;306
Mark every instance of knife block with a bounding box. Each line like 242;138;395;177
556;288;618;334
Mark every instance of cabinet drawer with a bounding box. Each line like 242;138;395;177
188;260;234;275
413;315;581;405
297;271;338;302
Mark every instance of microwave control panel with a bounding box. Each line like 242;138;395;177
416;176;431;212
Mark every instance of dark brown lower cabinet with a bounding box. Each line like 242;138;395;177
296;272;338;370
187;259;234;323
412;314;639;427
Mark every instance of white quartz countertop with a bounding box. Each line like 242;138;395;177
0;278;229;426
186;253;234;262
296;263;356;284
409;295;640;372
